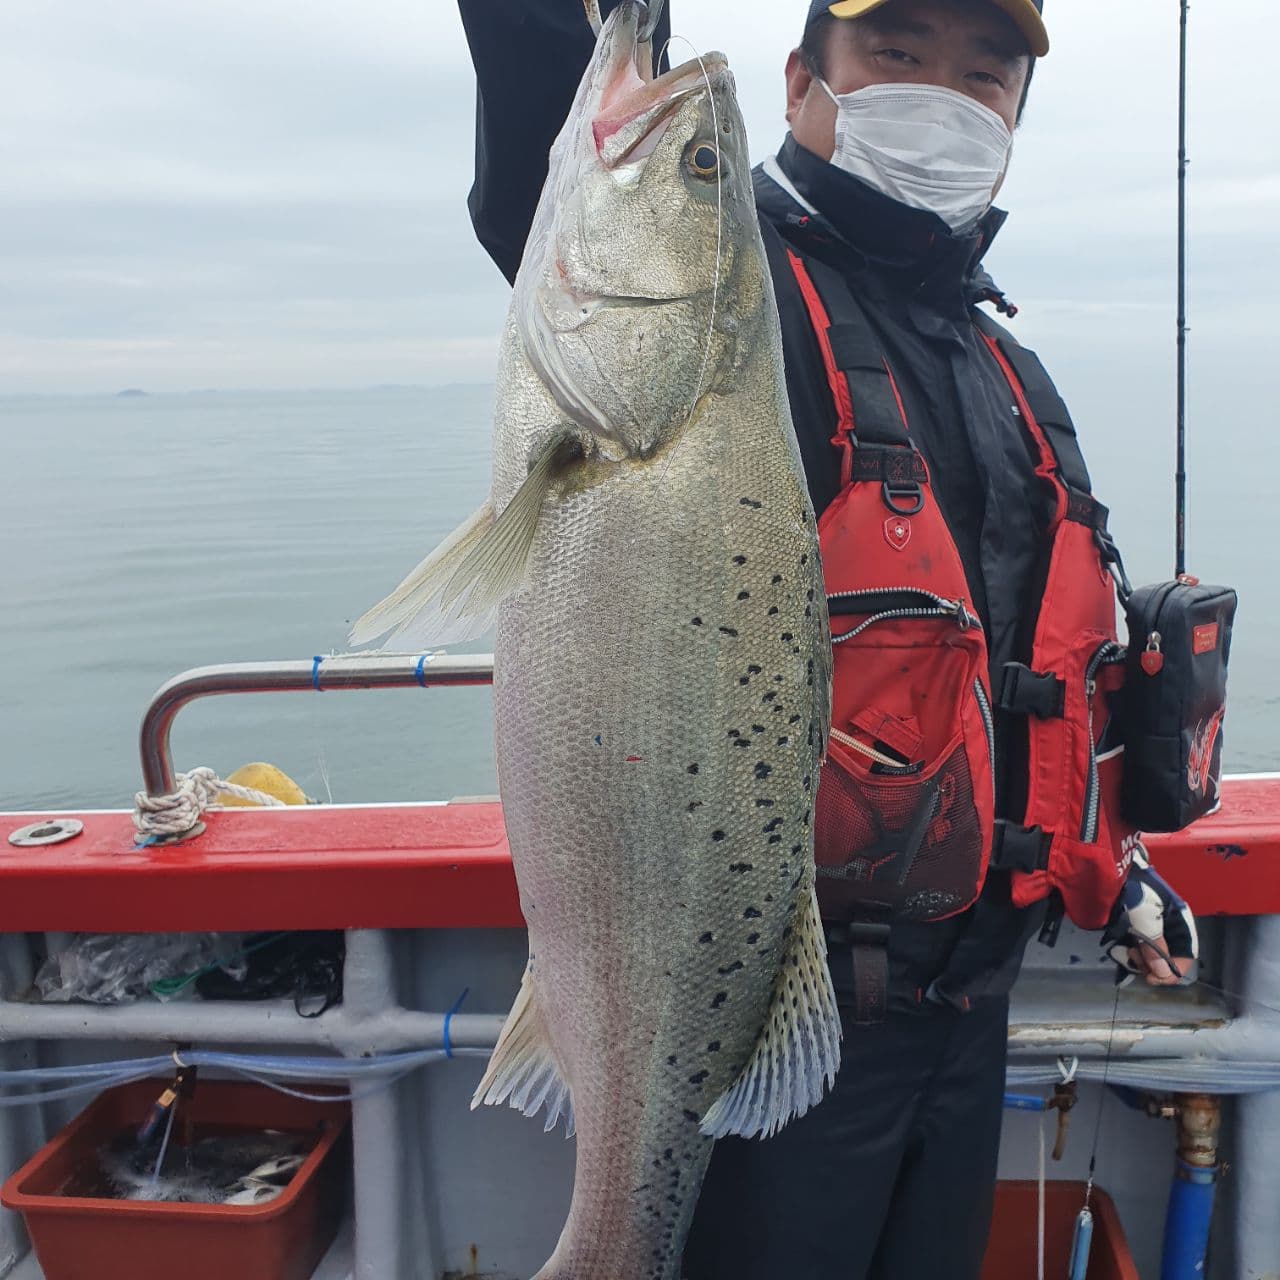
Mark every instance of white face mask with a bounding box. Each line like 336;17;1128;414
815;79;1013;232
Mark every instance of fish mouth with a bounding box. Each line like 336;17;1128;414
591;9;728;167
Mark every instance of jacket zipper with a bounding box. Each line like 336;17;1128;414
1080;641;1127;842
829;588;980;647
973;679;995;775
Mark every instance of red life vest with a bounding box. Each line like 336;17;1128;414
787;251;1136;952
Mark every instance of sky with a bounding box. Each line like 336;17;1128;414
2;0;1276;399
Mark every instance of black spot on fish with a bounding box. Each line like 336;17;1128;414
707;1040;721;1052
789;713;802;724
688;1070;710;1084
771;573;783;584
687;801;702;813
762;818;782;832
727;729;740;738
739;676;750;686
691;617;702;626
698;932;714;944
737;590;751;601
791;844;803;856
805;604;813;618
718;960;744;974
801;554;809;566
754;762;773;780
683;1109;700;1122
768;834;782;845
711;830;726;842
746;932;760;944
728;862;753;874
781;632;793;642
711;992;727;1008
734;737;751;748
748;664;762;675
752;724;765;734
767;606;780;616
664;1148;674;1159
668;1055;679;1066
762;690;778;703
744;906;762;919
733;555;747;565
719;626;738;637
739;497;763;509
777;736;790;746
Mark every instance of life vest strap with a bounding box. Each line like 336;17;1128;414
972;311;1094;499
989;820;1051;874
997;662;1065;720
827;909;891;1026
785;251;915;494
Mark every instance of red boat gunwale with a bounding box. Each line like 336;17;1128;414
1;777;1274;933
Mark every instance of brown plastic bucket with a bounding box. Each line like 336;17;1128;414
982;1180;1139;1280
1;1078;349;1280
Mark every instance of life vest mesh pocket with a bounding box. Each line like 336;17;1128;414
814;737;983;922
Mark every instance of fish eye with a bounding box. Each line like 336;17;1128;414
688;144;720;180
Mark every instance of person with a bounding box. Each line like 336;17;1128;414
456;1;1200;1275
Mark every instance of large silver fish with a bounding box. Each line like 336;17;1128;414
353;5;839;1276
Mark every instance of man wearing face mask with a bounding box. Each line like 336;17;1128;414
458;1;1198;1276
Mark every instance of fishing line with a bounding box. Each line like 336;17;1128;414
649;32;724;493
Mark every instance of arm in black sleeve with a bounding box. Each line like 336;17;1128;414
457;1;670;285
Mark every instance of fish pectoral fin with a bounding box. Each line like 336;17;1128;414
348;503;497;649
472;962;575;1137
348;431;582;651
699;883;841;1141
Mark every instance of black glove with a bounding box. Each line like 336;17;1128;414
1102;842;1198;985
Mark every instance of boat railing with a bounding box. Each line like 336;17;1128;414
138;653;496;797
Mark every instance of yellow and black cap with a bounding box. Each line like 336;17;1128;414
805;0;1049;58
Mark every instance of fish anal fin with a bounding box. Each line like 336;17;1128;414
699;884;841;1140
472;963;575;1137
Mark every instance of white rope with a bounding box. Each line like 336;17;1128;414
132;766;285;842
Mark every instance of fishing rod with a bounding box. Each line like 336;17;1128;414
1067;9;1197;1276
1175;0;1189;578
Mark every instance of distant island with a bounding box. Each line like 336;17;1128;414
115;388;147;397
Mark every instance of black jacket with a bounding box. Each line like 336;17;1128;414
458;0;1056;1006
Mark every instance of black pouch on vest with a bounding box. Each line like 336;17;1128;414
1120;578;1237;832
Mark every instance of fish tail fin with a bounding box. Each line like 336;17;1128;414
699;881;841;1140
472;962;575;1137
349;430;583;651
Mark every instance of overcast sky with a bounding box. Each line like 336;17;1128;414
1;0;1276;397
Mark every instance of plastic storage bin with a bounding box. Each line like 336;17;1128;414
982;1180;1139;1280
1;1078;349;1280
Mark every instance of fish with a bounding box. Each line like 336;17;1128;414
351;4;840;1276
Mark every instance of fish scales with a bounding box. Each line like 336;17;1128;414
351;5;840;1277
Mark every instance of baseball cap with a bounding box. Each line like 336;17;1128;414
807;0;1049;58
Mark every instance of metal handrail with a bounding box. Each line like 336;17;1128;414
139;653;495;797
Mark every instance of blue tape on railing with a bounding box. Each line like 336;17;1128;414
443;987;470;1060
1003;1092;1049;1112
311;656;323;691
415;654;428;688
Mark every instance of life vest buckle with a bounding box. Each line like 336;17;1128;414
990;820;1051;874
998;662;1065;720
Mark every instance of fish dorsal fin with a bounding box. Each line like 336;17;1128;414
472;962;575;1137
348;430;583;652
699;884;841;1140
